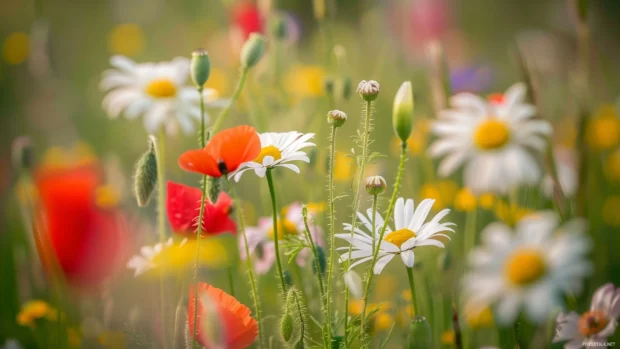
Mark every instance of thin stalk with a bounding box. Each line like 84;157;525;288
198;87;206;147
266;169;287;292
463;208;477;256
325;124;338;343
301;209;326;298
291;263;308;306
370;195;378;255
210;67;249;136
227;266;235;297
359;142;407;346
406;267;419;317
344;100;373;341
151;132;169;349
228;182;264;348
191;174;208;349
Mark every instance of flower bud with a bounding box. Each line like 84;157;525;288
283;270;294;291
12;136;33;171
313;246;326;275
406;316;432;349
393;81;414;142
270;14;287;40
327;110;347;128
357;80;380;101
241;33;266;69
190;49;211;88
280;313;294;342
365;176;387;196
133;137;158;207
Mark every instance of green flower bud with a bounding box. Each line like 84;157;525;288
393;81;414;142
313;246;326;275
270;14;287;40
280;313;294;342
190;49;211;88
240;33;266;69
133;137;158;207
327;110;347;128
365;176;387;196
357;80;380;101
406;316;432;349
12;136;33;171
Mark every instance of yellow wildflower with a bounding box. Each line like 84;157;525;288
108;23;145;56
454;188;477;212
284;65;326;98
95;185;121;209
373;313;394;332
586;104;620;151
204;68;230;96
334;152;352;182
375;274;398;300
494;200;532;226
478;193;495;209
420;180;458;209
464;304;494;329
16;300;57;328
3;32;29;65
440;330;455;345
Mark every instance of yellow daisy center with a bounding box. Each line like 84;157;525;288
383;228;416;248
269;219;298;240
578;310;609;337
504;248;546;285
145;78;177;98
254;145;282;164
474;119;510;150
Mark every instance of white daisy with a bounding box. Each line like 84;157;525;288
100;55;228;136
336;198;455;275
463;212;592;325
554;283;620;349
229;131;315;181
429;82;553;194
126;238;176;277
542;147;578;198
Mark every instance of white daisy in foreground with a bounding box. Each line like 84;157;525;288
463;212;592;325
429;82;552;194
100;55;228;135
337;198;455;274
126;238;176;277
554;283;620;349
230;131;315;181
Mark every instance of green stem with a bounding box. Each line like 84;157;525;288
151;132;169;349
227;266;235;297
191;174;208;349
344;100;373;342
359;142;407;346
464;208;477;256
210;67;249;137
370;195;378;255
326;125;338;344
301;209;326;299
198;87;206;148
227;182;264;348
406;267;419;317
266;168;287;292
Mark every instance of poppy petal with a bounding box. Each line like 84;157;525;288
166;181;202;234
206;125;261;174
179;149;221;177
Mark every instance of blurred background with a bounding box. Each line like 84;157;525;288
2;0;620;347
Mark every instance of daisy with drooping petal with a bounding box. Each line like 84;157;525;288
166;181;236;237
239;202;324;274
463;212;592;325
337;197;455;275
554;283;620;349
229;131;315;181
100;55;228;135
188;282;258;349
179;125;261;178
429;83;552;194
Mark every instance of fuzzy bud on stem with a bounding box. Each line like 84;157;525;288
280;313;294;342
190;49;211;88
133;137;158;207
365;176;387;196
327;110;347;128
241;34;266;69
406;316;432;348
357;80;380;101
313;246;327;275
393;81;415;142
207;176;221;203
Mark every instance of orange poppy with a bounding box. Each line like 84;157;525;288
188;282;258;349
179;125;261;178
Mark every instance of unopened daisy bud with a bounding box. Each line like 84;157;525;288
207;176;221;203
270;14;287;40
12;136;33;171
406;316;432;349
190;49;211;88
357;80;380;101
283;270;294;291
437;250;452;272
133;138;158;207
240;33;266;69
365;176;387;196
280;313;294;342
327;110;347;128
313;246;326;275
393;81;414;142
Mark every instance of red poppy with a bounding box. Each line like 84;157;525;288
487;93;505;105
232;1;263;40
188;282;258;349
166;181;237;237
34;163;128;290
178;125;261;178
